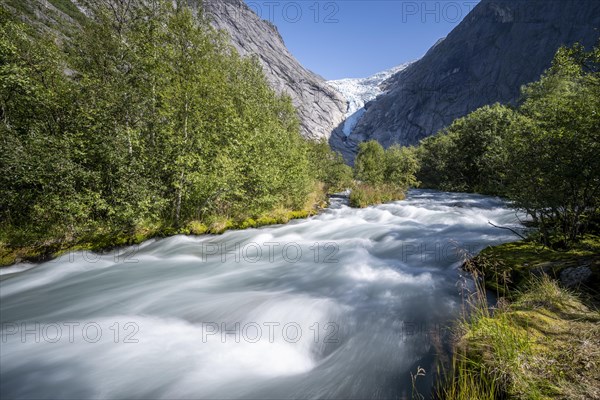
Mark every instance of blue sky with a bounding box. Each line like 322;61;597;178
244;0;480;80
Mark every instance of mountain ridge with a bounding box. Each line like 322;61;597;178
343;0;600;156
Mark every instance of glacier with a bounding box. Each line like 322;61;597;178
327;62;413;136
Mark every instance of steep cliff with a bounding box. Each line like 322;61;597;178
347;0;600;151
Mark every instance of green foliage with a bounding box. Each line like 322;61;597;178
505;44;600;245
354;140;386;184
414;42;600;245
415;130;459;191
355;140;419;187
0;2;323;254
384;144;420;189
417;103;518;194
350;140;419;207
0;7;84;236
306;139;353;192
349;183;406;208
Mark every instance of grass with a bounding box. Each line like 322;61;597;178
440;239;600;400
0;186;328;268
444;276;600;399
349;183;407;208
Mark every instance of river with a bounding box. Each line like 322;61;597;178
0;190;523;399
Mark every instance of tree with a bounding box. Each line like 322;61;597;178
506;43;600;245
416;130;459;191
0;7;87;237
413;42;600;245
307;139;353;192
355;140;386;185
0;0;324;251
447;104;516;194
384;145;419;189
416;104;516;194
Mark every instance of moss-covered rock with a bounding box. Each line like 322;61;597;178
470;235;600;297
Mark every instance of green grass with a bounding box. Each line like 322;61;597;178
442;276;600;399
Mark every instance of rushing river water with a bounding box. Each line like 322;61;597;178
0;190;523;399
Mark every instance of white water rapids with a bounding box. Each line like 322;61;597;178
0;190;523;399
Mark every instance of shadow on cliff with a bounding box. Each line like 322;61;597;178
328;122;359;166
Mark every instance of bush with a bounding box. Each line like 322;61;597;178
350;141;418;208
505;44;600;245
349;183;406;208
354;141;386;185
416;104;517;194
384;145;420;189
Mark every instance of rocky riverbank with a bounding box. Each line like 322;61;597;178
443;235;600;399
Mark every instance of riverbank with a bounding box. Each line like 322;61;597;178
1;176;415;268
443;235;600;399
0;188;329;268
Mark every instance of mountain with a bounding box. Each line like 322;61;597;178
3;0;346;141
345;0;600;153
327;63;415;163
327;62;413;137
204;0;346;140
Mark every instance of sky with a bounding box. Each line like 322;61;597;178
244;0;481;80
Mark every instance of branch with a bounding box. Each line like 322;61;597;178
488;221;527;240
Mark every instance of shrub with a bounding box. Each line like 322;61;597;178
349;184;406;208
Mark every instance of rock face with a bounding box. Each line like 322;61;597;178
346;0;600;153
203;0;346;140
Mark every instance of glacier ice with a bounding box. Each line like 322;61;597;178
327;62;413;136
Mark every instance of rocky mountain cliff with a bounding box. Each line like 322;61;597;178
339;0;600;158
4;0;346;141
203;0;346;140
